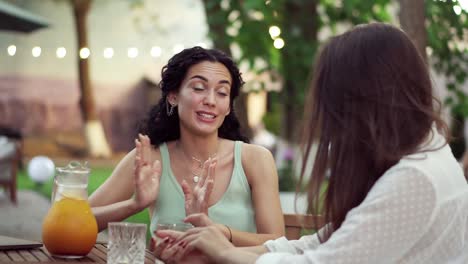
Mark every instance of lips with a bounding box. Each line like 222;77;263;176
196;111;217;120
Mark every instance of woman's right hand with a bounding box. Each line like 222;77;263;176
133;134;161;210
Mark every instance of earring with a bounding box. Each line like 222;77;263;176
166;100;176;116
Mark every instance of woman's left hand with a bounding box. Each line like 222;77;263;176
156;226;234;263
182;158;216;216
184;213;214;227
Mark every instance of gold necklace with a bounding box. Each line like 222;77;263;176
177;141;219;183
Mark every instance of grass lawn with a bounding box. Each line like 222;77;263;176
17;167;151;226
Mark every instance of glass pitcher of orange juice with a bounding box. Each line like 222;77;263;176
42;161;98;258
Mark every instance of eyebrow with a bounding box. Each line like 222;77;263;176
189;75;231;85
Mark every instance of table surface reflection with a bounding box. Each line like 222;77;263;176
0;243;156;263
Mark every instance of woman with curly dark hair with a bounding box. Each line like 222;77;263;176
89;47;284;258
155;24;468;263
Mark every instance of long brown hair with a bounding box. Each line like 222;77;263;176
299;23;448;242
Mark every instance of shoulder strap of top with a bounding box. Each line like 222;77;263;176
234;140;242;167
159;143;170;176
233;141;250;190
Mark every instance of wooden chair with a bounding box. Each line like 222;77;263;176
284;213;326;240
0;138;21;204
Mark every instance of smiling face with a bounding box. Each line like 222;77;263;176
167;61;232;137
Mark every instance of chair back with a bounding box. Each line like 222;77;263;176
0;138;20;203
284;214;326;240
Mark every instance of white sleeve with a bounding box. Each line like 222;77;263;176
256;167;437;264
264;233;321;254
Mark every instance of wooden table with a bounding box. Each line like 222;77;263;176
0;243;156;263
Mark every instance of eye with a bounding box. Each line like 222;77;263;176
217;87;229;97
192;86;205;92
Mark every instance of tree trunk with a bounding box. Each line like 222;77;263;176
202;0;253;139
400;0;465;160
281;0;319;142
72;0;111;157
399;0;427;62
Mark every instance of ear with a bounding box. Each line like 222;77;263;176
167;93;178;106
225;106;230;117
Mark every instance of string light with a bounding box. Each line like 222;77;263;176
7;45;16;56
79;47;90;59
32;46;41;57
127;47;138;58
269;26;281;38
103;47;114;59
273;38;285;49
150;46;162;57
2;44;199;58
56;47;66;58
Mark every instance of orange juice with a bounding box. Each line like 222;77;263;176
42;196;97;257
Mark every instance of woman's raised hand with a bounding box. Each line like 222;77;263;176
133;134;161;210
182;158;216;216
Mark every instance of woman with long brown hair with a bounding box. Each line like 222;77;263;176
154;23;468;263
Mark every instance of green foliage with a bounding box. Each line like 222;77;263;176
203;0;467;141
278;159;296;192
262;93;282;135
204;0;394;140
426;0;468;117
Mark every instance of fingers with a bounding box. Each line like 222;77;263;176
160;241;183;262
181;180;192;197
140;134;152;163
197;159;211;187
204;178;215;208
156;229;185;240
199;158;216;188
184;213;211;227
182;180;193;212
134;138;142;167
153;236;173;259
152;160;161;179
203;160;216;190
137;135;145;163
137;134;151;164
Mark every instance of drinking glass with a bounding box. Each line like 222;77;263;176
156;223;194;232
154;222;193;245
107;222;147;264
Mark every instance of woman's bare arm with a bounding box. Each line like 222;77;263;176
89;135;161;232
89;150;139;231
225;144;285;246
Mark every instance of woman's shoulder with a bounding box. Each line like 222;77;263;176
240;142;274;161
239;143;278;185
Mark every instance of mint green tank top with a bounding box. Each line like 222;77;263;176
149;141;257;234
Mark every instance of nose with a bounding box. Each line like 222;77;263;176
203;90;216;107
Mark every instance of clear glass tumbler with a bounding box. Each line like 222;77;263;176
107;222;147;264
156;223;194;232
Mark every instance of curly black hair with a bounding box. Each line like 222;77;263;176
139;46;249;146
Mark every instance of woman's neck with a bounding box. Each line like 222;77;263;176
177;133;221;162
